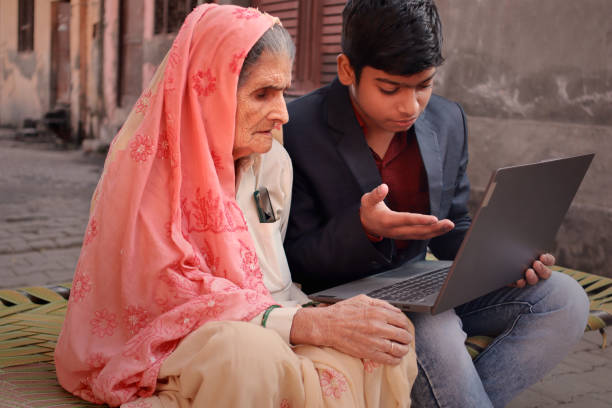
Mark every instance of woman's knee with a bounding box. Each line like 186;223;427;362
205;321;294;365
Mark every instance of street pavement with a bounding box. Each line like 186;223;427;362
0;127;610;407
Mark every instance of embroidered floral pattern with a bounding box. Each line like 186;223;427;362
157;132;170;160
135;90;152;114
184;188;248;233
72;271;93;303
164;220;172;238
319;367;348;399
90;309;118;338
86;353;108;370
230;50;248;74
122;400;153;408
204;295;225;318
129;134;155;162
211;150;223;169
192;69;217;97
201;239;220;274
245;290;258;305
123;305;151;337
83;219;98;245
168;44;181;70
176;310;199;332
239;239;262;288
280;399;291;408
362;359;380;373
233;8;261;20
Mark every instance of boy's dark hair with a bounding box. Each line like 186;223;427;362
342;0;444;81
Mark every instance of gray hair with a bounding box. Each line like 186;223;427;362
238;24;295;87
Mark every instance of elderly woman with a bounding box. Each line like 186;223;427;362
55;5;416;407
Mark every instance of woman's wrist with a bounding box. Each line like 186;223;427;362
290;307;328;346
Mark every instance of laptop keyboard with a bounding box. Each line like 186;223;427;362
366;268;449;303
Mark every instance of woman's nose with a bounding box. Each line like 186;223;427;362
269;95;289;124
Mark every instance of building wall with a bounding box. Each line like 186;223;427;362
96;0;246;147
0;0;53;126
435;0;612;277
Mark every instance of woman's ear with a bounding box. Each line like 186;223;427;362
337;54;356;86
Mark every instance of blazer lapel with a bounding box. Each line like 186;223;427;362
326;79;382;194
414;111;443;218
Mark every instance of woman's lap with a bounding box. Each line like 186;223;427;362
121;320;416;408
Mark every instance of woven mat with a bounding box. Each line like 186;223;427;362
0;267;610;407
0;285;100;407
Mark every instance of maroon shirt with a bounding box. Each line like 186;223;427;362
353;107;430;249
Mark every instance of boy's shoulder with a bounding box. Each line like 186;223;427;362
286;82;333;117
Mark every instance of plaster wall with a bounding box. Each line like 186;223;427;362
435;0;612;277
0;0;53;126
84;0;103;140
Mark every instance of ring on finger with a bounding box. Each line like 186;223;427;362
389;340;395;355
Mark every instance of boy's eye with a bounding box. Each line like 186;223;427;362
379;87;399;95
419;81;434;89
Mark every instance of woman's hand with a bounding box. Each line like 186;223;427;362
290;295;414;365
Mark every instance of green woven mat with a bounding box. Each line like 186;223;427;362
0;266;610;407
0;284;100;407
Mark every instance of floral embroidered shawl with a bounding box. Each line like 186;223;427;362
54;5;278;406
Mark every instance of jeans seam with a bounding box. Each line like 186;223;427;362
471;304;534;364
458;301;533;320
416;354;444;408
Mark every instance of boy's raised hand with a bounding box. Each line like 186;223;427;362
360;184;455;241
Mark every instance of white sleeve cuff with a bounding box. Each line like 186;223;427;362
247;306;299;344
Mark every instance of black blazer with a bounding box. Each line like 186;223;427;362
283;79;472;293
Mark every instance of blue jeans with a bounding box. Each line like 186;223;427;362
408;271;589;407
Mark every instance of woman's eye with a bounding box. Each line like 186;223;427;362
419;81;433;89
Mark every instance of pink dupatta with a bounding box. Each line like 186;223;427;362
54;5;278;405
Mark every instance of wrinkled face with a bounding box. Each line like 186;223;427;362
338;55;436;135
233;52;292;160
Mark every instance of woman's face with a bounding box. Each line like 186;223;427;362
233;51;292;161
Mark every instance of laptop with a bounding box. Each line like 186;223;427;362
308;153;595;314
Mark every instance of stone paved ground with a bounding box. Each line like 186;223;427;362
1;128;611;407
0;129;103;288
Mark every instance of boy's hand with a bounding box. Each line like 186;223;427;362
511;253;555;288
360;184;454;240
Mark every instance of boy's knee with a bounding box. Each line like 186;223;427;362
542;272;589;335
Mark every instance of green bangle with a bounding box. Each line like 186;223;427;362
261;305;281;328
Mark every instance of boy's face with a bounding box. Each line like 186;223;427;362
337;54;436;135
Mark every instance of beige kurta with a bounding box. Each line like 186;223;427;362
121;141;417;408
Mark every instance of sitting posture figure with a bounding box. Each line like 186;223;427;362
55;4;417;407
282;0;590;406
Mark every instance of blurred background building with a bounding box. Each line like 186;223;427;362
0;0;610;278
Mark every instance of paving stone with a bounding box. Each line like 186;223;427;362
0;254;26;267
7;237;31;253
533;371;599;403
1;271;50;288
28;239;58;251
557;397;612;408
54;236;83;248
507;388;558;408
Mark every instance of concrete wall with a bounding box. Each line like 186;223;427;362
0;0;53;126
435;0;612;277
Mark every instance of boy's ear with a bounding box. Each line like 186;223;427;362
337;54;356;86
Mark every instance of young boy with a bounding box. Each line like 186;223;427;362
283;0;589;406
